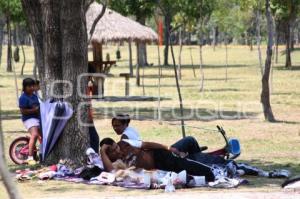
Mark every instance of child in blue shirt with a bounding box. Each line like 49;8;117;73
19;78;40;165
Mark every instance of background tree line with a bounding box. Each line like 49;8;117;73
1;0;300;74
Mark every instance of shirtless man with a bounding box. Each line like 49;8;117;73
100;138;217;182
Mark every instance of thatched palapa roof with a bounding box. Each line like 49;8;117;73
86;2;158;44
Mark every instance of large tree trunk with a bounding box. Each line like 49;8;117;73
21;0;46;95
0;14;5;67
256;9;263;76
6;14;12;72
163;13;171;66
57;0;89;166
261;0;275;122
0;103;22;199
41;0;63;96
22;0;89;167
284;21;292;68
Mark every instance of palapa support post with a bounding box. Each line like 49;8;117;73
92;41;104;97
120;73;130;96
92;41;103;62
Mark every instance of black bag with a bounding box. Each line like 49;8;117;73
79;166;103;180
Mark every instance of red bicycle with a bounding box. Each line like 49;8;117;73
9;134;42;165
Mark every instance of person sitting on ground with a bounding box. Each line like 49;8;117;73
34;80;42;102
100;137;218;182
112;114;140;140
19;78;41;165
88;104;100;153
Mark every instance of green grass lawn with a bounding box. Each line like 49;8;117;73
0;44;300;198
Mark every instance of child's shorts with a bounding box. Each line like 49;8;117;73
23;118;40;131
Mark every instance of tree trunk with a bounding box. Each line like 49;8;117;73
22;0;89;167
163;13;171;66
58;0;89;166
261;0;275;122
170;36;186;138
225;35;228;82
198;29;204;92
157;45;162;123
213;26;218;51
275;22;279;64
297;23;300;45
199;44;204;92
285;22;292;68
41;0;63;96
0;103;22;199
178;27;183;80
0;15;5;67
290;23;295;50
20;45;26;75
256;9;263;76
6;14;12;72
189;47;196;78
128;41;133;77
21;0;46;96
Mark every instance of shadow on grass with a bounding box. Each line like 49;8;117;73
141;84;242;92
275;65;300;71
152;64;248;69
9;164;42;172
272;92;300;96
273;120;300;125
0;109;20;120
237;159;300;188
93;106;258;121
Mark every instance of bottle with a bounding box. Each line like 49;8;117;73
164;173;175;192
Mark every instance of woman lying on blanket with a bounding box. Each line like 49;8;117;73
100;137;290;180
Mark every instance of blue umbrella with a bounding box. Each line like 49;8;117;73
40;100;73;161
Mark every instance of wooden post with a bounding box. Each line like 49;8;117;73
92;42;104;97
128;41;133;76
120;73;130;96
125;76;129;96
93;42;103;62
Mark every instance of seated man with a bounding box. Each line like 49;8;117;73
100;138;220;182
